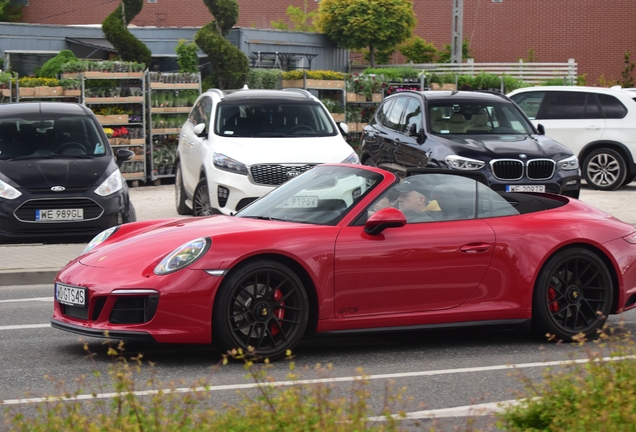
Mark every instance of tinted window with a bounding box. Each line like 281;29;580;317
401;98;422;134
510;91;545;119
428;100;534;134
375;99;394;126
214;100;336;137
383;97;408;130
583;93;602;119
189;96;212;129
540;92;586;120
598;94;628;118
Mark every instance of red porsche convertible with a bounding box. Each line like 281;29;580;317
52;165;636;359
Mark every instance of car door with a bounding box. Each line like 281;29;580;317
376;96;409;174
534;91;605;156
181;96;212;192
393;97;428;169
334;174;496;317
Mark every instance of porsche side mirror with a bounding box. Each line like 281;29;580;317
115;148;135;168
193;123;207;138
537;123;545;135
364;207;407;235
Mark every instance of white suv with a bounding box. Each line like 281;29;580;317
508;86;636;190
175;88;359;216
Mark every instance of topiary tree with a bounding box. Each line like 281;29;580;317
399;37;438;64
0;0;22;22
315;0;416;67
102;0;151;67
38;50;78;78
194;0;249;90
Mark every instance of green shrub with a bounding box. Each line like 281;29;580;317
281;70;345;80
38;50;78;78
175;39;199;74
5;345;406;431
499;327;636;431
246;69;283;89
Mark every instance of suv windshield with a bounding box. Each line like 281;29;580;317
215;100;337;138
0;114;108;160
429;100;535;135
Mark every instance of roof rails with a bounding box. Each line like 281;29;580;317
204;88;225;99
281;88;313;98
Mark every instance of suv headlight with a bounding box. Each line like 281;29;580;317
558;155;579;170
342;152;360;164
154;237;211;275
213;153;248;175
445;155;485;170
95;170;123;197
0;179;21;199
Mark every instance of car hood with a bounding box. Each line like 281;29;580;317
436;134;573;160
0;157;112;189
78;215;323;270
212;135;354;165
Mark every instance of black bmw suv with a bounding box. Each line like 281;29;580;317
358;91;581;198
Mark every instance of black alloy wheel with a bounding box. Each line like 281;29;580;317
193;178;217;216
533;248;613;341
175;163;192;215
583;148;627;191
213;260;309;361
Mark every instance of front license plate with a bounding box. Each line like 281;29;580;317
55;284;86;307
35;208;84;221
506;185;546;193
279;196;318;208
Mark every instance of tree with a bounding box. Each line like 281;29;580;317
0;0;22;22
39;50;78;78
102;0;152;66
399;37;438;64
621;51;635;88
271;0;317;32
315;0;416;67
175;39;199;73
194;0;249;90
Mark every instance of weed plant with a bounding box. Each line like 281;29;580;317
498;324;636;431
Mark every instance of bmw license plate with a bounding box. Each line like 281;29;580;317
506;185;546;193
36;209;84;221
55;283;86;307
280;196;318;208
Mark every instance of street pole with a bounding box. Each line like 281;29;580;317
451;0;463;64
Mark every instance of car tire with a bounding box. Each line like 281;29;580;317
175;162;192;215
193;178;218;216
363;156;377;167
532;247;612;341
582;148;627;191
622;174;636;186
213;259;309;361
123;202;136;223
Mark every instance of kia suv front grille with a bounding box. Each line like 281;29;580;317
250;164;315;186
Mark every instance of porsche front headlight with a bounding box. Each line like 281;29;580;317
82;226;119;254
154;237;211;275
95;170;124;197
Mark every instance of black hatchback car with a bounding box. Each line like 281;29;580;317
0;102;136;243
358;91;581;198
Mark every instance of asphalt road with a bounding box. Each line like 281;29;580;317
1;181;635;430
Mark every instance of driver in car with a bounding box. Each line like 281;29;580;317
395;177;441;221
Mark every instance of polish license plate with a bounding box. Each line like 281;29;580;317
506;185;546;193
35;208;84;221
280;196;318;208
55;283;86;307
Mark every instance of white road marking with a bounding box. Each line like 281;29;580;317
0;297;52;303
0;324;50;331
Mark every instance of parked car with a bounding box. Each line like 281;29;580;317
176;88;358;216
358;90;581;198
51;164;636;360
508;86;636;190
0;102;136;243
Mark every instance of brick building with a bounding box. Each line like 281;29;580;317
16;0;636;84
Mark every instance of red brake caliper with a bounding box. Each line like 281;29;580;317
548;287;559;313
270;289;284;336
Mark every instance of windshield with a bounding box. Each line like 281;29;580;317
237;165;383;225
429;100;535;135
214;100;338;138
0;114;108;160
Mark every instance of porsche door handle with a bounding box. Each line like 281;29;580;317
460;243;491;253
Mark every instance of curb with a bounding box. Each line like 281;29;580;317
0;269;59;286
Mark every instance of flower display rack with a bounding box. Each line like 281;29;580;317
147;72;201;182
80;71;148;186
